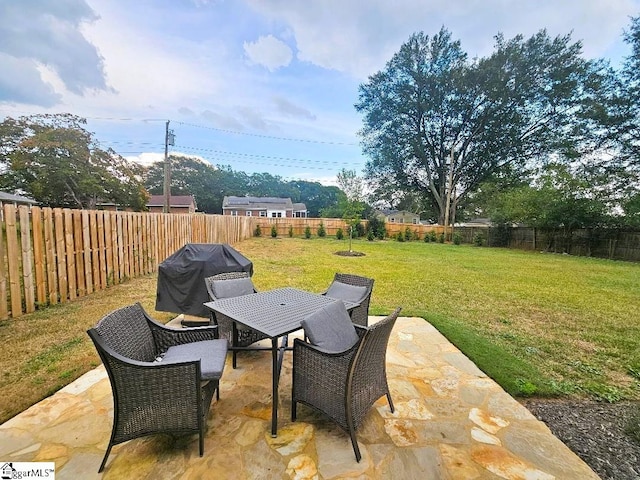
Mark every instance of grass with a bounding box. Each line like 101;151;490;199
1;236;639;423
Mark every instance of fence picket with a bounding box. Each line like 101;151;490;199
19;206;36;313
0;205;7;319
4;205;22;317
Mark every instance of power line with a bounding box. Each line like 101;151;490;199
175;145;362;167
173;120;359;146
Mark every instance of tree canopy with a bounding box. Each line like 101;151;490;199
0;114;147;210
356;27;601;226
143;155;345;215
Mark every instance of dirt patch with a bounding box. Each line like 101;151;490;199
521;399;640;480
334;250;366;257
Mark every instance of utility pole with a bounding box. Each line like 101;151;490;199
162;120;175;213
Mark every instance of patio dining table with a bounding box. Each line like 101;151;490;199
204;287;358;436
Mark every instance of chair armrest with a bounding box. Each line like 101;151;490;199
104;356;204;430
147;315;219;351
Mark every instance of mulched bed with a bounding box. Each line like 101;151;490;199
521;399;640;480
334;250;366;256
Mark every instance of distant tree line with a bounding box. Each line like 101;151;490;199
0;114;349;217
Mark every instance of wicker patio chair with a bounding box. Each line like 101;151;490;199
291;306;402;462
323;273;374;326
87;303;228;473
204;271;269;368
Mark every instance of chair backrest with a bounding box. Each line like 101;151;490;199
349;307;401;425
90;303;157;362
354;307;400;369
204;271;256;301
331;273;374;326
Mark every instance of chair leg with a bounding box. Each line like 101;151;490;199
98;444;113;473
232;322;238;369
291;400;297;421
349;426;361;462
386;391;395;413
199;428;204;457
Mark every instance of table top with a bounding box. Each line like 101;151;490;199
204;287;357;338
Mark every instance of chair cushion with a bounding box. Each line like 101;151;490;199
325;282;368;304
212;277;254;299
302;300;359;353
162;339;228;381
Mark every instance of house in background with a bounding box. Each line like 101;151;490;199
147;195;197;214
222;196;308;218
377;209;420;224
0;192;38;208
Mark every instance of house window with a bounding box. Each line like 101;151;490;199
246;211;252;216
412;218;418;224
271;212;282;218
259;211;267;217
390;217;395;223
231;210;238;216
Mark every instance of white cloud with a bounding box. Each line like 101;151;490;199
244;34;293;71
245;0;638;78
0;54;61;106
0;0;108;105
127;151;208;167
272;96;316;120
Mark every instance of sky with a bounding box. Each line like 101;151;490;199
0;0;639;186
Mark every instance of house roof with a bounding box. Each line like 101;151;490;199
292;203;307;211
222;196;296;210
378;209;419;217
147;195;197;208
0;192;38;205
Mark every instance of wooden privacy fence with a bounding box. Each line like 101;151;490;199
0;205;255;319
257;218;354;236
256;217;446;238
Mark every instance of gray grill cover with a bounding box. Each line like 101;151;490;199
155;243;253;317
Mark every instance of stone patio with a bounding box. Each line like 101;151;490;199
0;316;600;479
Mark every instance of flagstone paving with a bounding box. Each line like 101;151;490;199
0;316;600;479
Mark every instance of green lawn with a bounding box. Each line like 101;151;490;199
1;236;638;424
239;237;640;402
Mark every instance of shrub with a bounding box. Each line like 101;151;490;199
438;233;445;243
367;230;375;241
453;233;462;245
367;216;386;239
354;222;365;238
317;222;326;237
515;378;538;396
428;231;437;242
270;225;277;238
424;233;431;243
336;228;344;240
473;232;484;247
304;226;312;239
413;229;420;241
288;225;294;238
404;227;412;241
396;232;405;242
254;224;262;237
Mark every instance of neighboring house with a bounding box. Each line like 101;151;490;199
0;191;38;208
147;195;197;214
377;209;420;224
456;218;493;227
222;196;308;218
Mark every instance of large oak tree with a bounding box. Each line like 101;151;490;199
356;28;599;226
